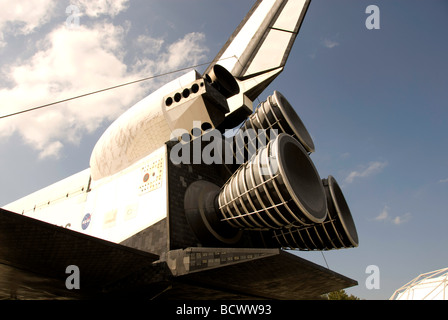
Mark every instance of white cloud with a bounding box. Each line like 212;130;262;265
134;35;165;56
344;161;388;184
0;0;58;47
0;19;209;159
322;38;339;49
439;178;448;183
375;205;389;221
0;22;134;158
375;205;411;225
340;152;350;159
166;32;207;67
0;0;130;47
132;32;208;76
392;213;411;225
39;141;63;159
72;0;130;18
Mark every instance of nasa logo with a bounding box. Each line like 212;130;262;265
81;213;91;230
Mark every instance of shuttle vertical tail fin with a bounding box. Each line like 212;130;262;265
205;0;311;119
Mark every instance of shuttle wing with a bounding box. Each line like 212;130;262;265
0;208;356;300
0;208;161;299
205;0;311;104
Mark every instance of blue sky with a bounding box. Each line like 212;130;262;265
0;0;447;300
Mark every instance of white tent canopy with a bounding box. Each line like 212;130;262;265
390;267;448;300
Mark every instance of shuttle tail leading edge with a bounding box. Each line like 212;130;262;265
205;0;311;122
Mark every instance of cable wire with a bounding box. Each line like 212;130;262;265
0;57;233;120
321;251;330;269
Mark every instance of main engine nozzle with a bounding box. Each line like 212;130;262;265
219;134;326;228
223;91;315;171
273;175;359;250
184;133;327;245
234;90;315;154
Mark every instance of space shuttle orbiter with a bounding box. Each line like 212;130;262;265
0;0;358;300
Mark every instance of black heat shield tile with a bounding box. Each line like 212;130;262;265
161;247;358;300
0;208;160;299
0;208;358;300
